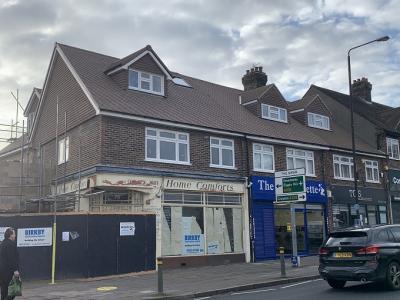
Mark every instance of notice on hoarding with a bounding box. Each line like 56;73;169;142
182;234;204;255
17;228;52;247
0;227;9;242
207;241;220;254
62;232;70;242
120;222;135;236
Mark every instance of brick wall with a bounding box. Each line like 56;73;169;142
33;53;96;148
101;116;246;177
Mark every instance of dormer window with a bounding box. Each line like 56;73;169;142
307;112;330;130
129;69;164;96
261;104;287;123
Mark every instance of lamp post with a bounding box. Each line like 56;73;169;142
347;36;390;226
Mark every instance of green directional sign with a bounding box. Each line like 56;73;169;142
282;176;304;193
276;193;306;202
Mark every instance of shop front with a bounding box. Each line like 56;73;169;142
331;185;388;228
251;176;327;261
389;169;400;224
160;177;249;267
59;171;249;267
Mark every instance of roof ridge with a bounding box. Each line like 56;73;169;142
180;73;243;93
56;42;119;60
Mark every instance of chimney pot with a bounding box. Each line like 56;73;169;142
242;66;268;91
352;77;372;102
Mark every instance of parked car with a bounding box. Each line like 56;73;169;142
319;225;400;290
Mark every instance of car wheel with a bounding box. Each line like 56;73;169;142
327;278;346;289
386;261;400;290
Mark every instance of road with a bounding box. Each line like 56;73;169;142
203;278;400;300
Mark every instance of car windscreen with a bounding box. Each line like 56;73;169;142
325;231;368;246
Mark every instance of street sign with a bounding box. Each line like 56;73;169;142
275;168;306;203
274;168;305;178
276;193;306;202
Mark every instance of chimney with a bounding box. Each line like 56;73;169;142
242;66;268;91
352;77;372;102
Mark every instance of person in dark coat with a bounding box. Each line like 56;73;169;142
0;228;19;300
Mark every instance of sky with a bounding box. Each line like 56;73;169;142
0;0;399;146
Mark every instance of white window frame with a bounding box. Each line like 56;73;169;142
210;137;235;169
145;127;190;165
364;159;380;183
261;104;287;123
286;148;315;176
307;112;330;130
128;69;164;96
387;137;400;160
333;154;354;181
253;143;275;172
58;136;70;165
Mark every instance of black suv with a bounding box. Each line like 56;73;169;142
319;225;400;290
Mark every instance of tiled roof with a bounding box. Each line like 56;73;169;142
58;43;330;147
240;85;272;104
312;85;397;132
55;43;384;155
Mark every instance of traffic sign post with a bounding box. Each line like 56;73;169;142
275;168;306;268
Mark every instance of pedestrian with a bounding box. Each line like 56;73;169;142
0;228;20;300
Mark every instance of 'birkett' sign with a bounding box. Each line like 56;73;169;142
251;176;327;203
17;227;53;247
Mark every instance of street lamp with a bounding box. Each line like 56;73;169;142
347;36;390;226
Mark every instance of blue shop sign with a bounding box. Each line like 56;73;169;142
251;176;327;203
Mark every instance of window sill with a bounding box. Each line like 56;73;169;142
389;157;400;161
261;116;288;123
253;168;275;173
210;164;237;170
145;158;191;166
334;177;355;181
366;180;380;184
57;161;68;166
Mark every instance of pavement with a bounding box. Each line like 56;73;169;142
18;256;319;300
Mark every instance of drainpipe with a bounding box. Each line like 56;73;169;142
244;137;254;263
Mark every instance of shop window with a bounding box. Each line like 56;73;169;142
364;160;379;183
286;148;315;176
145;128;189;164
205;207;243;254
350;204;367;225
161;192;244;257
367;205;377;225
163;192;202;205
162;206;205;256
206;193;242;206
103;191;129;204
253;143;274;172
387;138;400;160
210;137;235;169
378;206;387;224
332;204;349;228
333;155;354;180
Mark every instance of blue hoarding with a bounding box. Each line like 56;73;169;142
251;176;327;203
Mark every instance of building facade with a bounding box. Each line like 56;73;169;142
0;43;399;267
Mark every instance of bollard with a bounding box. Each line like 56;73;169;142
157;257;164;295
279;247;286;278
